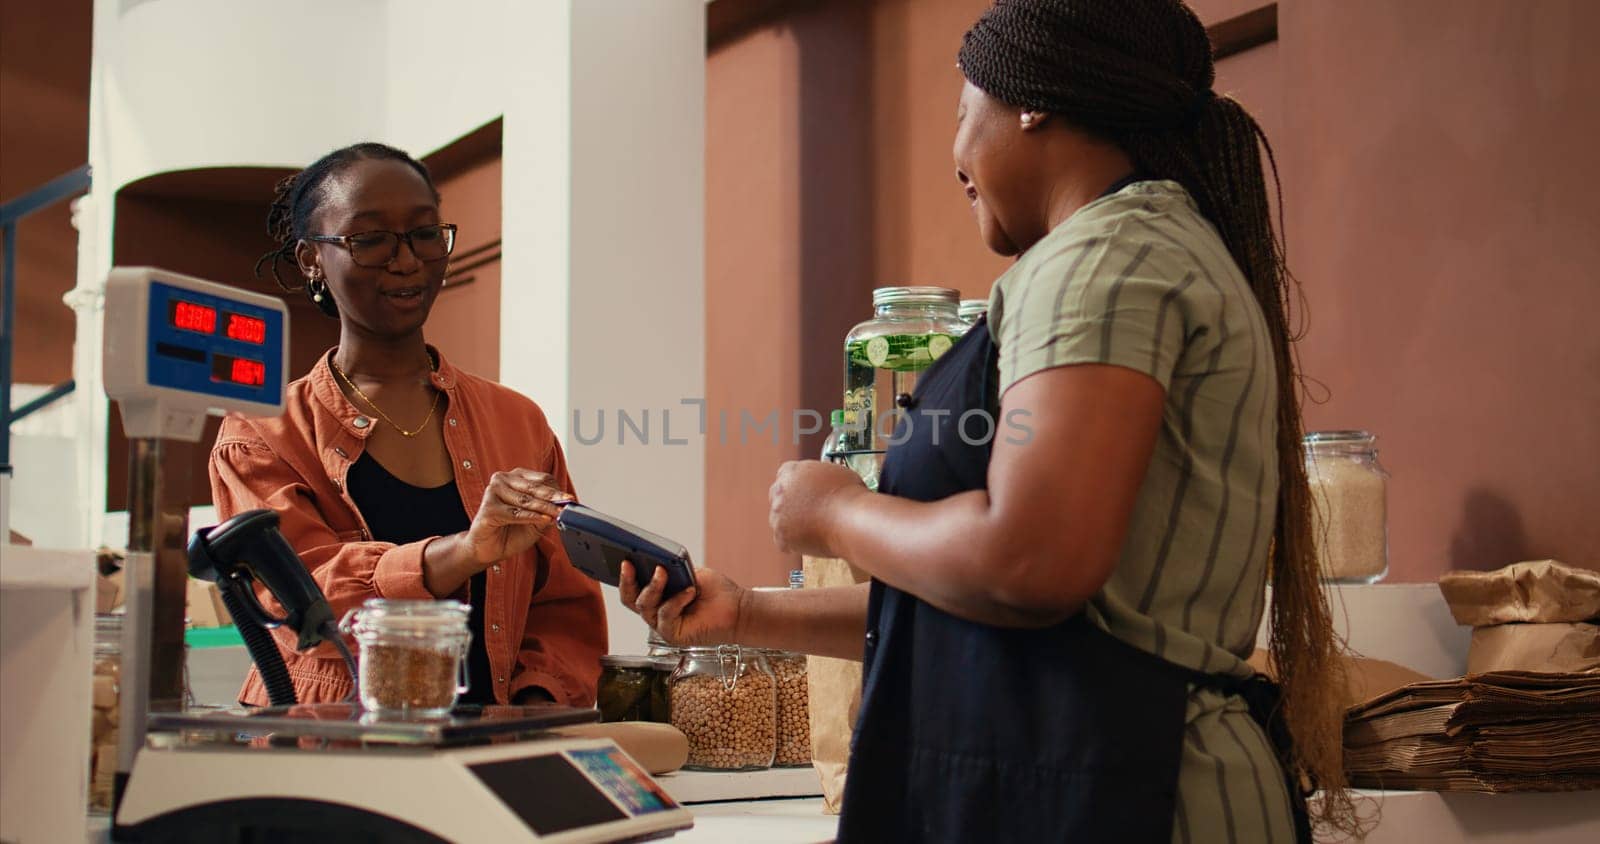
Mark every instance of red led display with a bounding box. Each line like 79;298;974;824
225;312;267;344
170;300;217;334
232;358;266;386
211;353;266;387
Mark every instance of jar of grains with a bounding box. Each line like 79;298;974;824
669;645;777;771
341;599;471;718
1304;430;1390;583
762;649;811;767
89;614;122;813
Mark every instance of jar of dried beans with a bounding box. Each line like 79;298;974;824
1304;430;1390;583
761;649;811;767
341;599;471;718
669;645;776;771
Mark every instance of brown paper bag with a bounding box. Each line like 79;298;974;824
804;555;869;815
1249;648;1434;709
1438;560;1600;626
1468;622;1600;675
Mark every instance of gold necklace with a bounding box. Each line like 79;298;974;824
330;358;441;438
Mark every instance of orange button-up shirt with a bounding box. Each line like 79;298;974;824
208;348;607;707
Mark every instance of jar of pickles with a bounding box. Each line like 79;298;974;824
598;655;672;723
1304;430;1390;583
670;645;776;771
841;287;965;489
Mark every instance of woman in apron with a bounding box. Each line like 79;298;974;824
625;1;1358;840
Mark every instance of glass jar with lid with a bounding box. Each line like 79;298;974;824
958;298;988;326
89;614;122;813
598;655;665;723
841;286;966;489
340;599;471;717
1304;430;1390;583
669;645;777;771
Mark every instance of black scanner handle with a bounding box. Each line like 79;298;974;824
188;509;334;652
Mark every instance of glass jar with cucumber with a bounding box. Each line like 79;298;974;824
837;287;965;488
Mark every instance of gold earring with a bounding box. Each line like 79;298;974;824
309;275;326;303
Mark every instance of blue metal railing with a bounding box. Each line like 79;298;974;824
1;164;92;471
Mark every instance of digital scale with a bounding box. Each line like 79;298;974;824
102;267;694;842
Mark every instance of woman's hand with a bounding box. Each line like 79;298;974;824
463;469;574;566
768;460;868;557
620;562;745;647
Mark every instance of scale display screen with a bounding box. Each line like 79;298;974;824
467;748;676;836
145;280;285;407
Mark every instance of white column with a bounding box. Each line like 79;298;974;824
501;0;706;652
66;193;107;549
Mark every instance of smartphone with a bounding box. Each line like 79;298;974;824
555;504;697;599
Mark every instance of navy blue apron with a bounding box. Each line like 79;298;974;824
835;316;1309;843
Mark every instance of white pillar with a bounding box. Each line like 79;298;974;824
501;0;706;652
66;193;107;549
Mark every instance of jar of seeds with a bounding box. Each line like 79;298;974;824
1304;430;1390;583
341;599;471;718
670;645;776;771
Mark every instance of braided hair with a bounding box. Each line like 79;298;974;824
253;142;440;319
961;1;1358;836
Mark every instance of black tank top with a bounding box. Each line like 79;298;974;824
345;452;494;705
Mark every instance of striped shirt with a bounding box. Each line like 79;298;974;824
988;180;1297;843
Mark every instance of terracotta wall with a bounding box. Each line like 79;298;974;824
424;141;503;381
705;0;1599;584
1278;0;1600;576
0;0;92;385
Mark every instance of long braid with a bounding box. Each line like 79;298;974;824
962;1;1358;837
253;142;441;319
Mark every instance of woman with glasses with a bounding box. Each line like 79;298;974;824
210;142;607;709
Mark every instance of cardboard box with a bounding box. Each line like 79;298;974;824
185;577;233;628
96;569;124;613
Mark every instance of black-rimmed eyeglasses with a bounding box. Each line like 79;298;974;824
307;223;457;268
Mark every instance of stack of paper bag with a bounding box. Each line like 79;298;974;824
1342;670;1600;792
